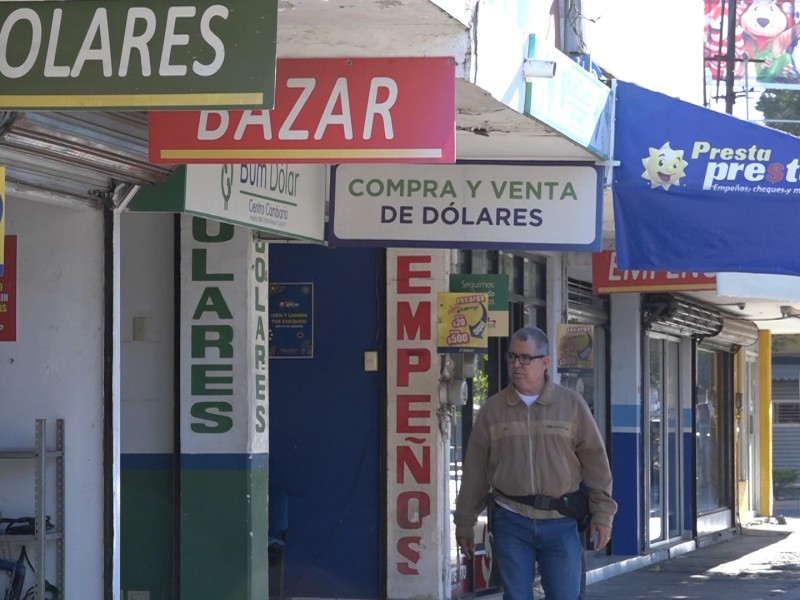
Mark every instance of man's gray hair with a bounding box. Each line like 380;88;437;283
511;326;550;355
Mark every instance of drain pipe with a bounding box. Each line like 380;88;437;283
103;183;140;600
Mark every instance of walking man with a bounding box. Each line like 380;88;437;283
454;326;617;600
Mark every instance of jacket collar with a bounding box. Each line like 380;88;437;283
506;374;554;406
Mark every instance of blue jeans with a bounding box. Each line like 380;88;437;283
492;504;583;600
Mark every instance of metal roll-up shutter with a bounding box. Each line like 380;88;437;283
642;293;723;338
700;316;760;352
773;379;799;402
0;111;171;210
567;278;608;325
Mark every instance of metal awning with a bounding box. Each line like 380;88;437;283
0;111;169;209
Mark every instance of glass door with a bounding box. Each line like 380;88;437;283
645;334;682;544
696;348;733;515
744;355;759;516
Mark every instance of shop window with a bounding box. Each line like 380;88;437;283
696;348;733;514
645;335;682;544
563;279;609;422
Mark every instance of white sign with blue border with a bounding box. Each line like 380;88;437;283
329;162;602;250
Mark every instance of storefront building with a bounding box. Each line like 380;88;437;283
579;256;764;567
129;3;613;600
0;2;793;600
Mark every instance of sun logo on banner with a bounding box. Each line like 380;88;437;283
641;142;688;190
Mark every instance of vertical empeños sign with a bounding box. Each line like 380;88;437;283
387;248;448;598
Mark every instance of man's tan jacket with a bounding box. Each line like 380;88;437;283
454;376;617;539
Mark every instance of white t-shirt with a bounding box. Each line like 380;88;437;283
517;391;539;406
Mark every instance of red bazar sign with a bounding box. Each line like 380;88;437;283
0;236;17;341
592;250;716;294
149;57;456;164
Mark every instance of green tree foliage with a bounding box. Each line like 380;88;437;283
772;333;800;354
472;363;489;405
774;468;800;497
756;89;800;136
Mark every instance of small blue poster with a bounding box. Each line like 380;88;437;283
269;282;313;358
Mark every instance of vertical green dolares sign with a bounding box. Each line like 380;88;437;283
187;216;237;435
252;238;269;435
180;216;268;599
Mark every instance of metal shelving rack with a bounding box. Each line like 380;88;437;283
0;419;65;600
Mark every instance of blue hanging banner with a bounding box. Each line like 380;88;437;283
612;81;800;276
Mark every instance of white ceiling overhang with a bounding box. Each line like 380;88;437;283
277;0;603;162
454;80;605;161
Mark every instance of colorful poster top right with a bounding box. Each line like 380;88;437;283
705;0;800;87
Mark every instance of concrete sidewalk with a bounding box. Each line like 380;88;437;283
583;501;800;599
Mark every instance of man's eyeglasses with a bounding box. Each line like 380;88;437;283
506;352;546;365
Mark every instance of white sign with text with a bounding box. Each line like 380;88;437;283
185;163;327;243
330;163;601;250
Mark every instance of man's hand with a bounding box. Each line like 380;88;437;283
590;523;611;550
456;535;475;558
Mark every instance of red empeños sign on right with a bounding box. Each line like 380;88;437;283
592;250;716;295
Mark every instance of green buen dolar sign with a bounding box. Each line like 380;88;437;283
0;0;277;110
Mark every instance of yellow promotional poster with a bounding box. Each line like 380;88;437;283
449;274;509;337
437;292;489;353
556;323;594;373
0;166;5;277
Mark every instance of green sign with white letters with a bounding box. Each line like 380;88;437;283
0;0;277;110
